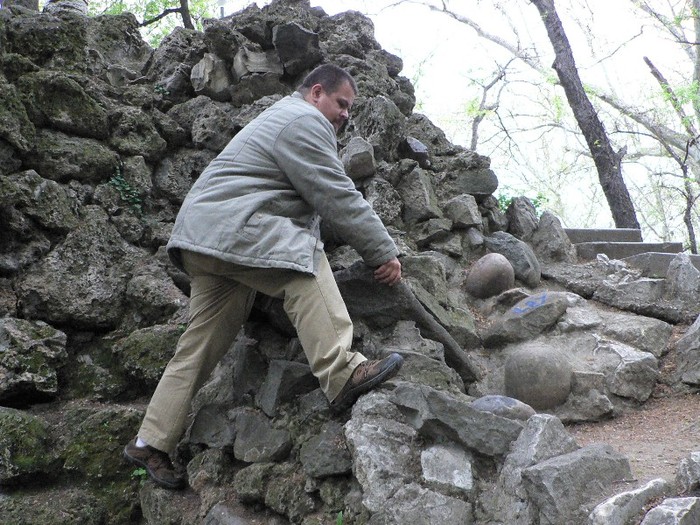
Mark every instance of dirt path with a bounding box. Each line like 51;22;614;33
566;393;700;484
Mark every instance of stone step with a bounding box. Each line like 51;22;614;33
565;228;643;244
622;252;700;277
575;241;684;261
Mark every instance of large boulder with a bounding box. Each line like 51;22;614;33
0;318;67;404
464;252;515;299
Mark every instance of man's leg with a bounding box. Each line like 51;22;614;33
278;254;403;409
125;251;256;489
191;251;401;404
127;250;402;488
137;252;256;454
279;252;365;401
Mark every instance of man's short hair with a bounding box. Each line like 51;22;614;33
298;64;357;95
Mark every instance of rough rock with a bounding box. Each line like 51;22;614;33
464;252;515;299
640;497;700;524
484;231;542;287
522;444;633;524
589;478;672;525
504;344;572;410
0;318;67;404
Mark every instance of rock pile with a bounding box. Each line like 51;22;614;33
1;0;700;523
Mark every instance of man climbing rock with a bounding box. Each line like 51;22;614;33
123;64;404;489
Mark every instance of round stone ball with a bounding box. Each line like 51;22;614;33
464;253;515;299
504;345;572;410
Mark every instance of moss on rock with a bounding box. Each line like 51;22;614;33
60;405;143;483
0;407;53;484
6;12;88;71
17;70;109;139
0;77;36;152
113;324;183;388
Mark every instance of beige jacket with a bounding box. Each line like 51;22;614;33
167;92;398;274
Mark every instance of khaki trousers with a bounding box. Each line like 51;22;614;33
138;249;365;454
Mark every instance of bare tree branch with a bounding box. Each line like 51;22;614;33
470;62;510;149
141;0;193;30
141;7;181;27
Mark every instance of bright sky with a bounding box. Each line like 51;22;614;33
223;0;496;145
221;0;681;148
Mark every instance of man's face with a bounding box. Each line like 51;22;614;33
306;80;355;133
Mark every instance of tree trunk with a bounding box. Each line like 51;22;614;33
179;0;194;30
530;0;640;229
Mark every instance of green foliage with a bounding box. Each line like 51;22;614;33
154;84;170;96
551;94;565;123
544;71;558;85
336;511;344;525
496;190;548;216
131;467;147;480
668;80;699;106
465;97;492;119
109;168;142;215
582;83;599;98
87;0;215;47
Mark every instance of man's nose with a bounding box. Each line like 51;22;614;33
340;108;349;120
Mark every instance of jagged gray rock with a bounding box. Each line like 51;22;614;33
391;382;523;456
421;442;474;496
481;414;579;525
470;394;536;421
640;497;700;524
0;407;53;483
233;410;292;463
300;421;352;477
676;451;700;494
341;136;376;181
482;290;569;346
506;196;538;240
255;359;316;416
589;478;672;525
485;231;542;287
529;210;578;263
190;53;233;101
522;444;633;524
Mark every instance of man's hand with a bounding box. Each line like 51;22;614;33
374;257;402;286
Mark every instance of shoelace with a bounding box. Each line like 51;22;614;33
352;360;378;382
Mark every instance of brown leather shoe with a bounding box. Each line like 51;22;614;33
331;353;403;413
123;439;186;490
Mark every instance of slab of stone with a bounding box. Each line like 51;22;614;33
589;478;672;525
575;242;683;261
391;382;523;457
522;444;633;524
421;443;474;496
623;252;700;278
565;228;642;243
233;411;292;463
640;497;700;524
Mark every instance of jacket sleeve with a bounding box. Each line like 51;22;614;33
273;113;399;267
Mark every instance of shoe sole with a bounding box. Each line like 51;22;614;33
331;353;403;413
123;446;186;490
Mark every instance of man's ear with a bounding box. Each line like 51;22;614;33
310;83;324;101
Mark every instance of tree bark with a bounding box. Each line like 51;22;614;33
530;0;640;229
141;0;194;30
178;0;194;30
